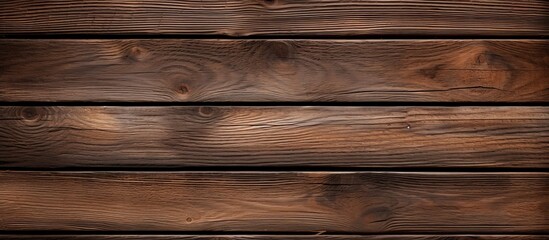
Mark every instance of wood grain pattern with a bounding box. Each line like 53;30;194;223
0;106;547;168
1;40;548;102
1;235;547;240
0;0;548;36
0;171;547;232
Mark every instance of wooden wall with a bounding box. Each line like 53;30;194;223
0;0;548;239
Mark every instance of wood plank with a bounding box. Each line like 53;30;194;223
1;235;547;240
0;172;547;232
0;1;548;36
1;40;548;102
0;106;547;168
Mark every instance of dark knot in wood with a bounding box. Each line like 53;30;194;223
267;41;293;61
199;107;214;117
178;84;190;94
21;107;40;121
125;46;146;62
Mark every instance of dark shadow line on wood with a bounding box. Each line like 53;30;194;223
0;231;547;235
0;167;547;172
1;34;547;40
0;102;547;107
0;231;548;236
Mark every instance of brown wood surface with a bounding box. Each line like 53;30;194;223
1;1;548;36
1;40;548;102
1;106;548;168
0;171;547;232
1;235;547;240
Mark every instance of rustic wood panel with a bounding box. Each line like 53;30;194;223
0;171;547;232
1;40;548;102
1;235;547;240
1;1;548;36
0;106;548;168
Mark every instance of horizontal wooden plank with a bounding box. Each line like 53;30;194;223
0;172;547;232
1;235;547;240
1;40;548;102
0;1;548;36
0;106;547;168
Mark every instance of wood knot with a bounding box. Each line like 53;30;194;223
474;51;509;68
476;52;487;64
198;107;215;117
261;0;277;6
483;52;508;67
178;84;190;95
419;64;445;80
125;46;147;62
186;217;193;223
21;107;41;121
266;41;293;61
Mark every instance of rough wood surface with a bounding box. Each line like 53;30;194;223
1;40;548;102
1;235;547;240
1;0;548;36
0;171;547;232
0;106;548;168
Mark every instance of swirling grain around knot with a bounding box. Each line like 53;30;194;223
0;106;547;168
0;172;546;232
1;40;547;102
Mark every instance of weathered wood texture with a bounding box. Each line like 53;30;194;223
1;40;548;102
0;172;547;232
1;106;548;168
0;1;548;36
1;235;547;240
